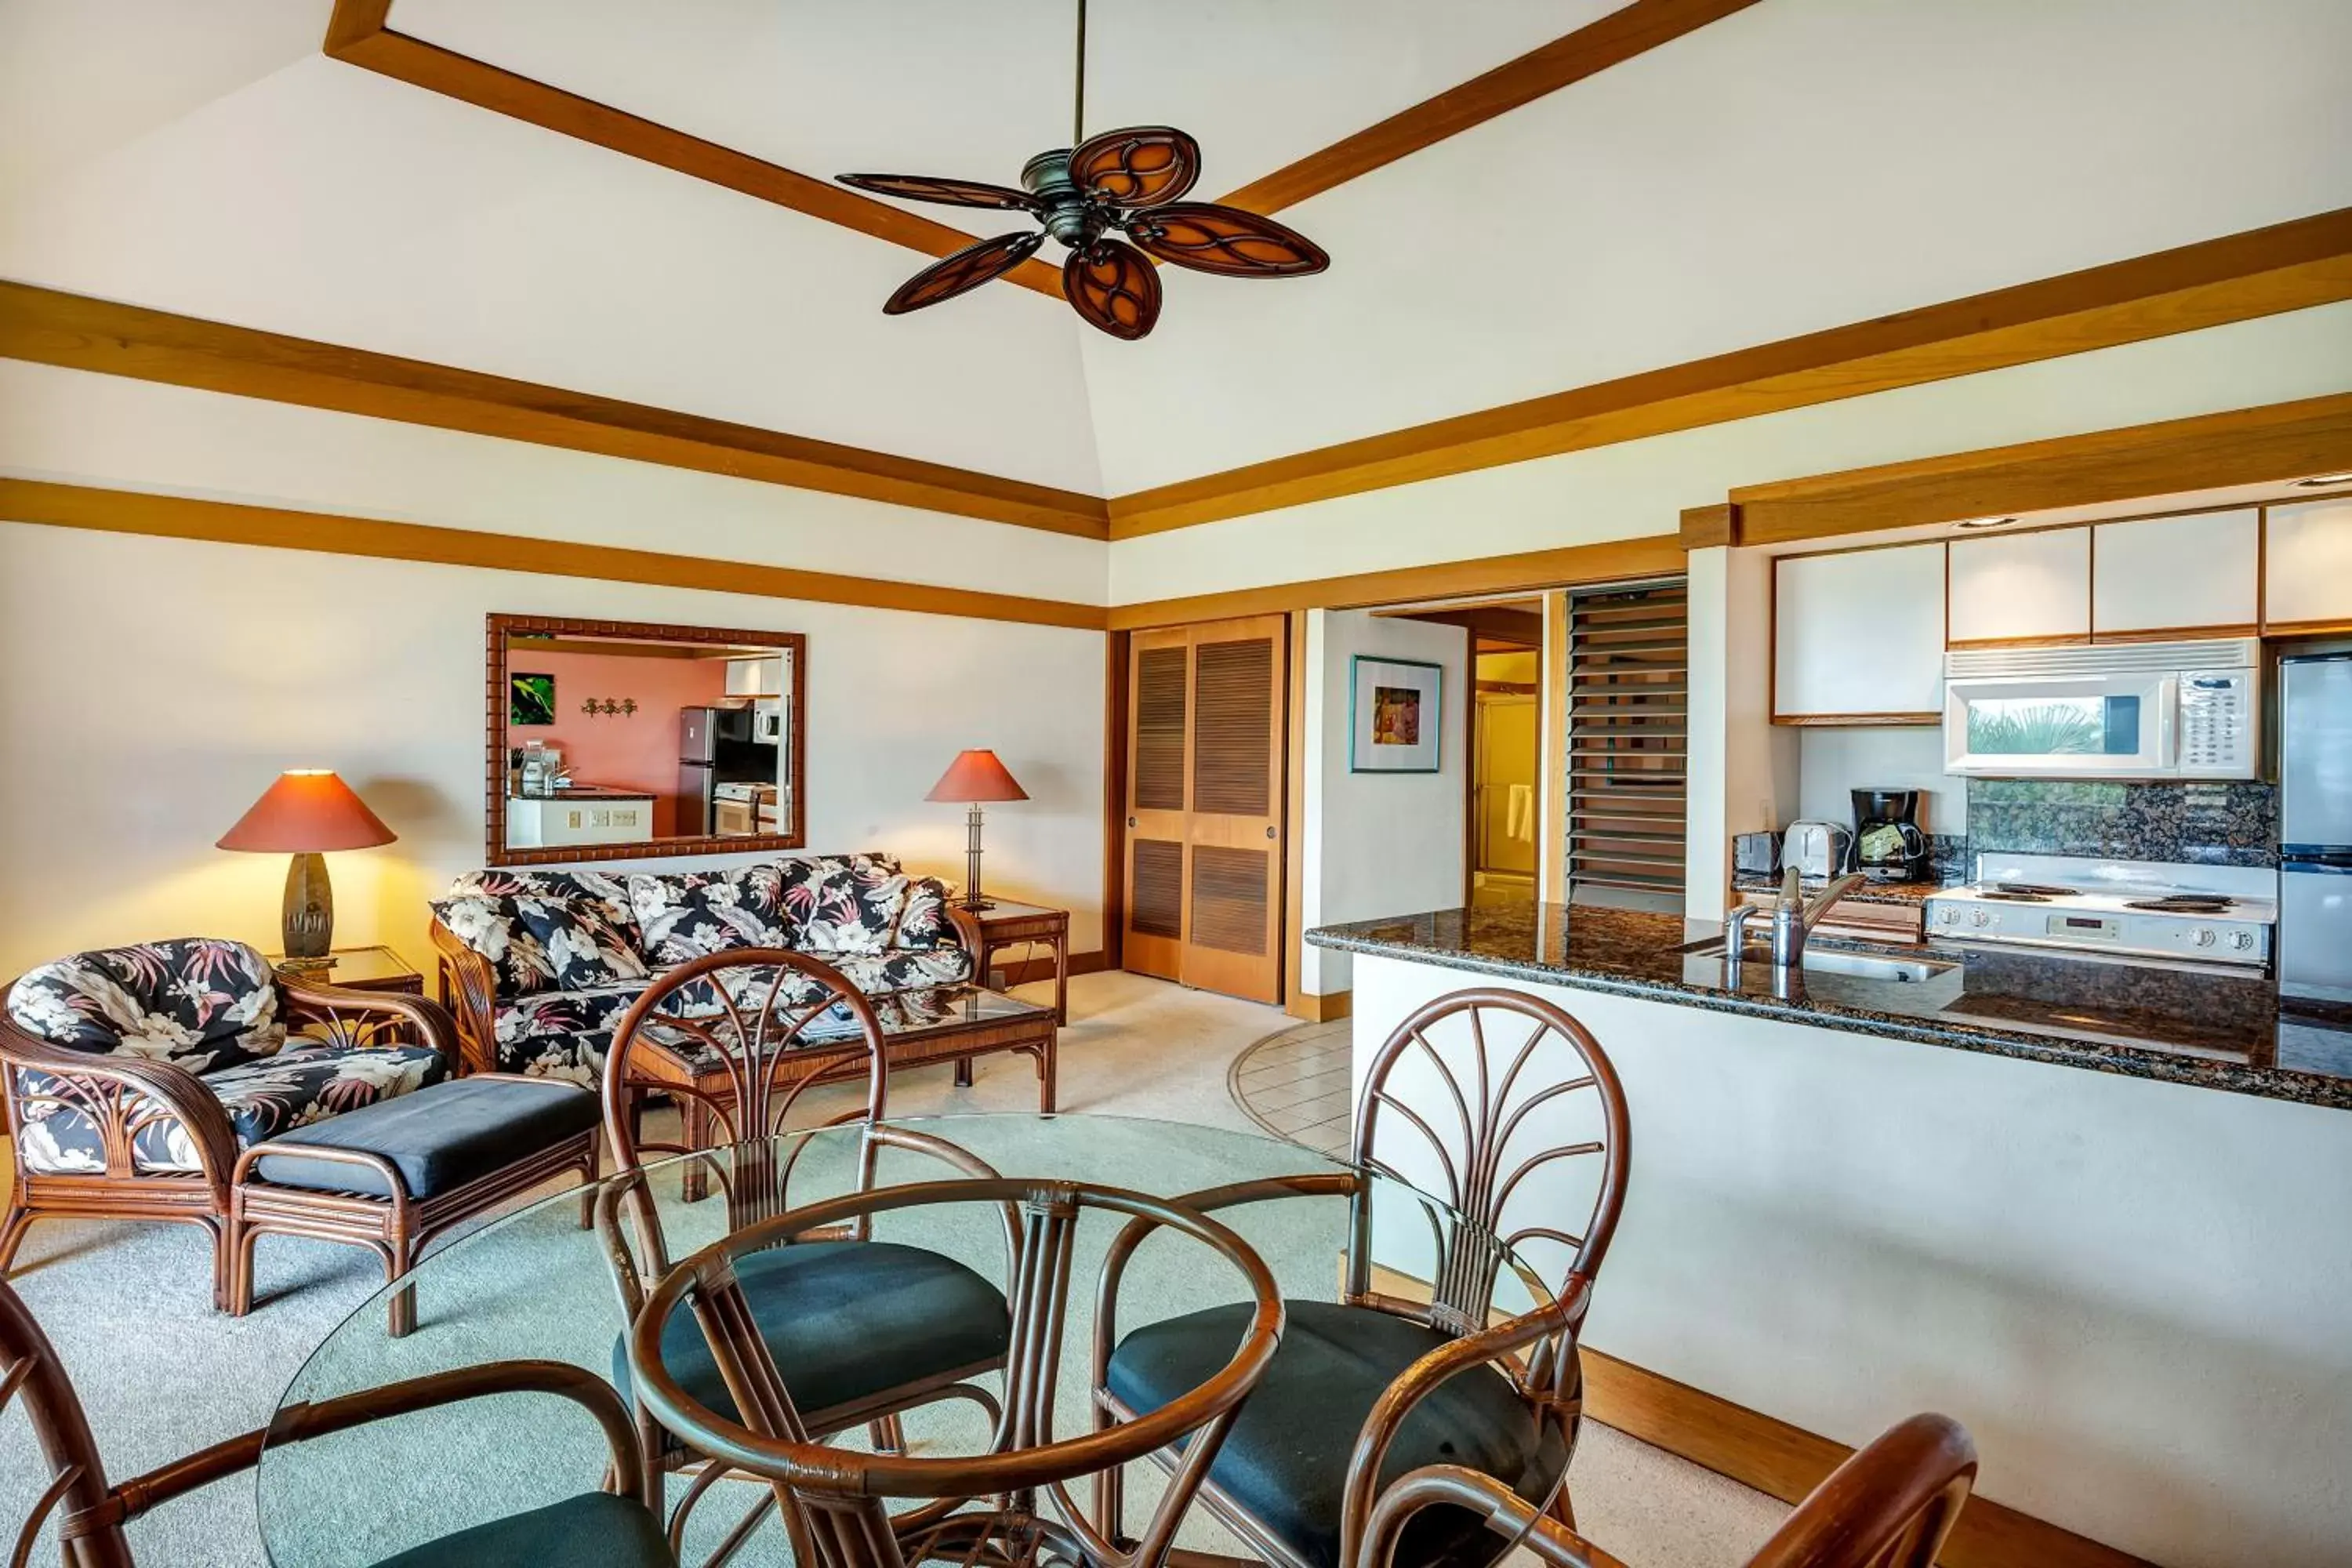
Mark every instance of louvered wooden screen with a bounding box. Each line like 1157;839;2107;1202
1566;582;1687;902
1122;616;1287;1004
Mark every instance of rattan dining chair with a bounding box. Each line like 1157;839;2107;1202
1091;986;1631;1568
1355;1414;1979;1568
595;948;1015;1565
628;1175;1286;1568
0;1274;669;1568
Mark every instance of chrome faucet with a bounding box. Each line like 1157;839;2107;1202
1769;868;1867;967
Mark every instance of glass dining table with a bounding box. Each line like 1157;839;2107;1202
253;1113;1559;1566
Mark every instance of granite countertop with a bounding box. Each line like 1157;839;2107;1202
1729;875;1956;907
1308;902;2352;1112
510;785;658;801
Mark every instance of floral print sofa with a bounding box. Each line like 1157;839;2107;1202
0;937;452;1303
426;853;977;1086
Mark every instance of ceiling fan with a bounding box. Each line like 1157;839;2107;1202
834;0;1328;340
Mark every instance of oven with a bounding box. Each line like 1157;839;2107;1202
1942;637;2256;779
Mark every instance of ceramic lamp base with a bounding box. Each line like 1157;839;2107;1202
282;851;334;959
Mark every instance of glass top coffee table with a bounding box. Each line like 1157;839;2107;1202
253;1114;1560;1566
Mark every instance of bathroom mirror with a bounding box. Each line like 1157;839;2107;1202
485;614;806;866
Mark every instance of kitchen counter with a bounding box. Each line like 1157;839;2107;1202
510;784;657;801
1729;874;1954;906
1308;900;2352;1110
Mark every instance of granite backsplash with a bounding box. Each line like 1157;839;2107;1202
1964;778;2278;868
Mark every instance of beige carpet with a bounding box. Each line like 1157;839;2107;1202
1;971;1785;1565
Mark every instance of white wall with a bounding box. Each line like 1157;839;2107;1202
0;524;1105;979
1684;546;1798;918
1798;728;1965;838
0;364;1110;980
1352;953;2352;1568
1298;611;1469;994
1107;301;2352;604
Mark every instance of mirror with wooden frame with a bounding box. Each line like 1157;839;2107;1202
486;614;807;866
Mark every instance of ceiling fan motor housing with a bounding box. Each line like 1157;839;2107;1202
1021;149;1105;249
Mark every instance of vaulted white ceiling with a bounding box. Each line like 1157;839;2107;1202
1;0;2347;506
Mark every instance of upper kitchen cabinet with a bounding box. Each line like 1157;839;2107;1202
724;655;784;697
2265;498;2352;633
2092;509;2259;638
1773;542;1946;724
1948;527;2089;644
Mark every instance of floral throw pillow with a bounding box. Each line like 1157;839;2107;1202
891;876;964;951
430;895;559;999
628;865;789;967
6;937;285;1073
781;853;913;955
510;894;650;991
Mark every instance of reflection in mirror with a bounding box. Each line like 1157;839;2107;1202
486;615;806;866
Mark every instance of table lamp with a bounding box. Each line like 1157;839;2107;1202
217;770;396;960
926;750;1027;911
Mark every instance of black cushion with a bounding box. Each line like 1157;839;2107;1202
369;1490;673;1567
1105;1300;1566;1568
617;1239;1011;1427
251;1076;599;1200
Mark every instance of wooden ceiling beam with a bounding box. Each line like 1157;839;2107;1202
1106;534;1684;631
1217;0;1763;216
1730;391;2352;546
1105;206;2352;539
0;281;1109;539
319;1;1064;298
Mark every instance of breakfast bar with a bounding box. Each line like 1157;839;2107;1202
1309;901;2352;1568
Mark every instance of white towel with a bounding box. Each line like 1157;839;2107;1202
1506;782;1536;843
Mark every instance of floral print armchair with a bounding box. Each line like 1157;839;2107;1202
0;937;452;1308
426;854;979;1086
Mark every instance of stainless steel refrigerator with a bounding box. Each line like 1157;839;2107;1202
2280;652;2352;1001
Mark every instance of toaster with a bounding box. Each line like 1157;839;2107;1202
1733;831;1781;877
1782;820;1852;880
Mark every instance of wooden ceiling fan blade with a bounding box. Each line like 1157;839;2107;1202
883;230;1047;314
1069;125;1202;209
837;172;1044;214
1126;202;1329;278
1062;239;1162;340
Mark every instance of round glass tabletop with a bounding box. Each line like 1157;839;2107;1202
255;1112;1557;1566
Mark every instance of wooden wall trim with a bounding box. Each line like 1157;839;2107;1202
0;477;1108;631
1106;535;1686;632
1216;0;1762;217
1284;989;1352;1025
1733;390;2352;545
320;2;1062;297
1679;502;1737;550
1580;1348;2156;1568
1102;630;1131;974
0;281;1108;539
1105;207;2352;539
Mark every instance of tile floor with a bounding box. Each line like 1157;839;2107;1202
1227;1017;1353;1155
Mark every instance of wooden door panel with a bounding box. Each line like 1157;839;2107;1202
1120;615;1287;1004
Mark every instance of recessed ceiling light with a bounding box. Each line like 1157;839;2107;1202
1953;516;2018;531
2294;473;2352;488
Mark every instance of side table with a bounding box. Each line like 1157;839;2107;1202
956;902;1070;1090
267;944;424;996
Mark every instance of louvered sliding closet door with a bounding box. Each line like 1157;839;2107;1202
1122;616;1287;1003
1123;630;1191;982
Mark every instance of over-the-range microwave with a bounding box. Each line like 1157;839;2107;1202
1943;637;2258;779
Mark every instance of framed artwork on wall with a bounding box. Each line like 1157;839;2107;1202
510;672;557;726
1350;655;1443;773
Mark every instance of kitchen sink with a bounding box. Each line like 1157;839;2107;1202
1679;938;1958;984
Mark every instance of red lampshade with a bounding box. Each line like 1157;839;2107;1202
216;771;396;853
925;750;1029;804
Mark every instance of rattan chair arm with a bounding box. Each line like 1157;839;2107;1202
426;919;503;1076
63;1359;649;1542
230;1140;414;1217
1353;1464;1622;1568
278;978;458;1058
1338;1279;1592;1568
0;1011;240;1191
942;903;985;962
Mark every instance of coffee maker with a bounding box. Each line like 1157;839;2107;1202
1849;788;1930;883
